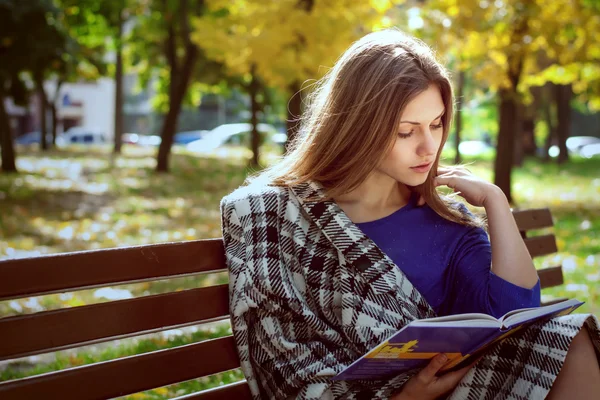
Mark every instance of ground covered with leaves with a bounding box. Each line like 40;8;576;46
1;145;598;398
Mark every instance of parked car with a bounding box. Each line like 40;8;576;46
15;131;54;145
121;133;161;146
186;123;280;153
137;135;161;147
122;133;141;145
174;130;208;145
57;127;107;147
566;136;600;154
579;143;600;158
548;136;600;158
457;140;494;156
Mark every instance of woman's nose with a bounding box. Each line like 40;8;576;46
417;130;438;156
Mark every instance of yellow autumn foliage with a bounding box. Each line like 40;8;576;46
191;0;405;91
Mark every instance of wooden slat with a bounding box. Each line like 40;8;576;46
512;208;554;232
524;234;558;258
0;284;229;361
0;336;241;400
0;239;226;301
538;265;564;289
541;297;570;307
173;381;252;400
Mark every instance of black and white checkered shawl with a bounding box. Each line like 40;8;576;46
220;180;600;399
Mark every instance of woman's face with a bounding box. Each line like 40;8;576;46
375;84;445;187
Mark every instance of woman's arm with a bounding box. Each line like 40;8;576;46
484;187;538;289
435;167;539;290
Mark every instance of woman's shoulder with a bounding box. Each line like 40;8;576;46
221;178;289;213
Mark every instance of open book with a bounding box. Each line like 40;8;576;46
332;298;583;381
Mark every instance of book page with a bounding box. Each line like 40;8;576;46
411;313;500;325
501;298;584;328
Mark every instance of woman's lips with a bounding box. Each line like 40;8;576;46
410;162;433;173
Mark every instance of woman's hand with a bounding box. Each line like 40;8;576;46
434;166;504;208
390;354;478;400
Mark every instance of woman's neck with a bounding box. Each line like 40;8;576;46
333;177;412;223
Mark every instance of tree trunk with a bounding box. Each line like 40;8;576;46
50;103;57;146
36;78;48;151
285;81;302;153
249;65;261;168
156;46;198;172
555;84;571;164
543;86;555;162
513;100;524;167
494;89;517;203
113;14;124;154
454;70;464;164
0;87;17;173
51;79;63;147
522;117;536;156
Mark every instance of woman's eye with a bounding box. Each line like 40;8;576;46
431;123;443;130
398;131;413;139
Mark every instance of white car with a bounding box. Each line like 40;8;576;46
186;123;281;153
580;143;600;158
57;127;107;147
548;136;600;158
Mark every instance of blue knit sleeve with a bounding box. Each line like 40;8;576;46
448;226;541;318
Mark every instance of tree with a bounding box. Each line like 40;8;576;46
129;0;228;172
421;0;600;202
0;0;67;171
454;71;465;164
60;0;138;154
192;0;403;163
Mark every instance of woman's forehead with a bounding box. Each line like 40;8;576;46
400;86;445;123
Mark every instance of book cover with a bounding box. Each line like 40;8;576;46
332;299;583;381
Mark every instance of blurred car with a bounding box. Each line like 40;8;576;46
566;136;600;154
57;127;107;147
579;143;600;158
174;130;208;145
548;136;600;158
567;136;600;154
15;131;54;145
457;140;494;156
122;133;161;146
122;133;141;145
137;135;161;147
186;123;280;153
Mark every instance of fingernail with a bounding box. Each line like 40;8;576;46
440;354;448;362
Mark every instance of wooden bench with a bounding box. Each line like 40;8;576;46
0;208;565;399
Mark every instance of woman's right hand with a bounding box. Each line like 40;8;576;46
390;354;478;400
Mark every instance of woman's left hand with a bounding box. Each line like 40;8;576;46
434;166;504;208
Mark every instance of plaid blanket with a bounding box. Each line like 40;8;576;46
221;180;600;399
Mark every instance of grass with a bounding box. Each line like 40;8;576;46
0;144;598;398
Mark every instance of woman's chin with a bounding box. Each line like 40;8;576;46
397;175;428;187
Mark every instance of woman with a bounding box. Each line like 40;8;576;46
220;29;600;399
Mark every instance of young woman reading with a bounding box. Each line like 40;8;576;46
220;29;600;399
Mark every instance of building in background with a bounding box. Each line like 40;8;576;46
6;73;248;141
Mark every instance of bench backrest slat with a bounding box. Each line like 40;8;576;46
0;284;229;361
538;265;564;289
524;234;559;258
0;336;241;400
512;208;554;231
0;239;225;301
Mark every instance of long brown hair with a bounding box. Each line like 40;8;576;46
251;28;481;227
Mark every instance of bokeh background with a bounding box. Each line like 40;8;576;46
1;0;599;397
